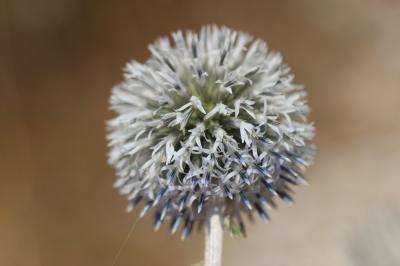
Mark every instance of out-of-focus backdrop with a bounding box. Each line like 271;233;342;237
1;0;400;265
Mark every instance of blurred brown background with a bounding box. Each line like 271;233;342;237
1;0;400;265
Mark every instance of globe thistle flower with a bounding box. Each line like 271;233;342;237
107;25;315;240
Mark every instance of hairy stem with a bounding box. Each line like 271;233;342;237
204;208;223;266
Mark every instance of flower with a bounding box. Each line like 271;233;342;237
107;25;315;239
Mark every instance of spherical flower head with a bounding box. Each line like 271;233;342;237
107;25;315;239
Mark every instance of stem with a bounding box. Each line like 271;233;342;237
204;208;223;266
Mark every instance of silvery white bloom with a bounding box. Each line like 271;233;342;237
107;25;315;239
